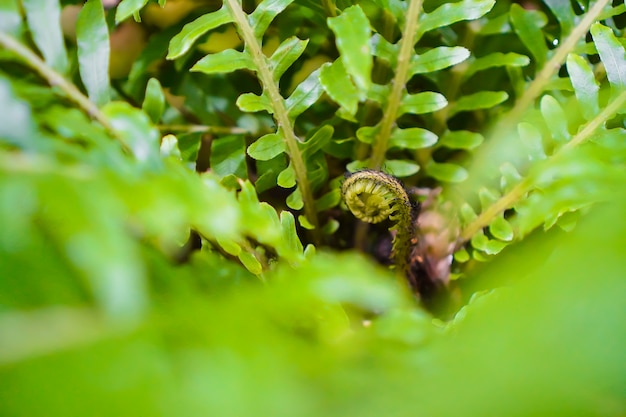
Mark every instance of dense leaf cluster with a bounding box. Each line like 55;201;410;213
0;0;625;416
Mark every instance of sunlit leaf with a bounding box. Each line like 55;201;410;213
489;215;514;241
566;54;599;121
167;7;232;59
142;78;165;124
115;0;148;23
76;0;110;107
462;52;530;81
449;91;508;116
236;92;273;114
22;0;68;73
399;92;447;115
320;60;359;116
328;5;372;96
590;23;626;95
518;122;546;161
510;4;548;69
102;102;161;168
540;95;569;143
286;68;324;119
191;49;255;74
269;36;309;82
389;127;438;149
0;0;21;36
409;47;470;76
439;130;484;150
247;133;285;161
418;0;495;37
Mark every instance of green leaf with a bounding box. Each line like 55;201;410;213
191;49;255;74
399;92;447;116
236;93;273;114
476;191;503;216
518;122;546;161
418;0;495;37
543;0;575;35
248;0;296;40
115;0;148;23
489;215;514;241
315;188;341;211
439;130;484;150
384;160;420;177
0;77;37;149
510;4;548;69
286;187;303;210
238;251;263;275
269;37;309;82
142;78;165;124
590;23;626;95
566;54;599;121
409;47;470;76
449;91;508;116
0;0;22;36
279;211;304;259
102;102;161;168
371;34;398;66
540;95;569;143
425;161;468;183
247;133;286;161
178;132;203;164
22;0;68;73
302;125;334;158
286;68;324;119
356;125;378;144
328;5;372;95
462;52;530;81
277;163;296;188
389;128;438;149
76;0;110;107
167;7;232;60
499;162;522;192
459;202;477;223
320;60;359;116
210;135;248;179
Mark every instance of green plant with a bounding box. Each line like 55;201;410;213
1;0;625;416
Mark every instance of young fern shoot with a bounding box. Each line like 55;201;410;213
341;170;416;275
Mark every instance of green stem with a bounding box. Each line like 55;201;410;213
458;89;626;245
224;0;320;238
0;31;115;136
322;0;336;17
368;0;424;170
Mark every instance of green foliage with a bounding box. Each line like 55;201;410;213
1;0;625;416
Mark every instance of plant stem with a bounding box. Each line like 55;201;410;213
322;0;336;17
0;31;114;135
368;0;423;170
496;0;611;131
458;89;626;245
224;0;320;239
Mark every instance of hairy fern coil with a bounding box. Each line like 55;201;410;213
341;170;416;273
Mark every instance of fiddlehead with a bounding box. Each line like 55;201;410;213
341;170;417;273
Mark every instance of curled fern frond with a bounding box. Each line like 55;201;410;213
341;170;417;273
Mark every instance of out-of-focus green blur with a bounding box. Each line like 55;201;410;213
1;178;624;416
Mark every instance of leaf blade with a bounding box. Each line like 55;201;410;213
76;0;111;107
